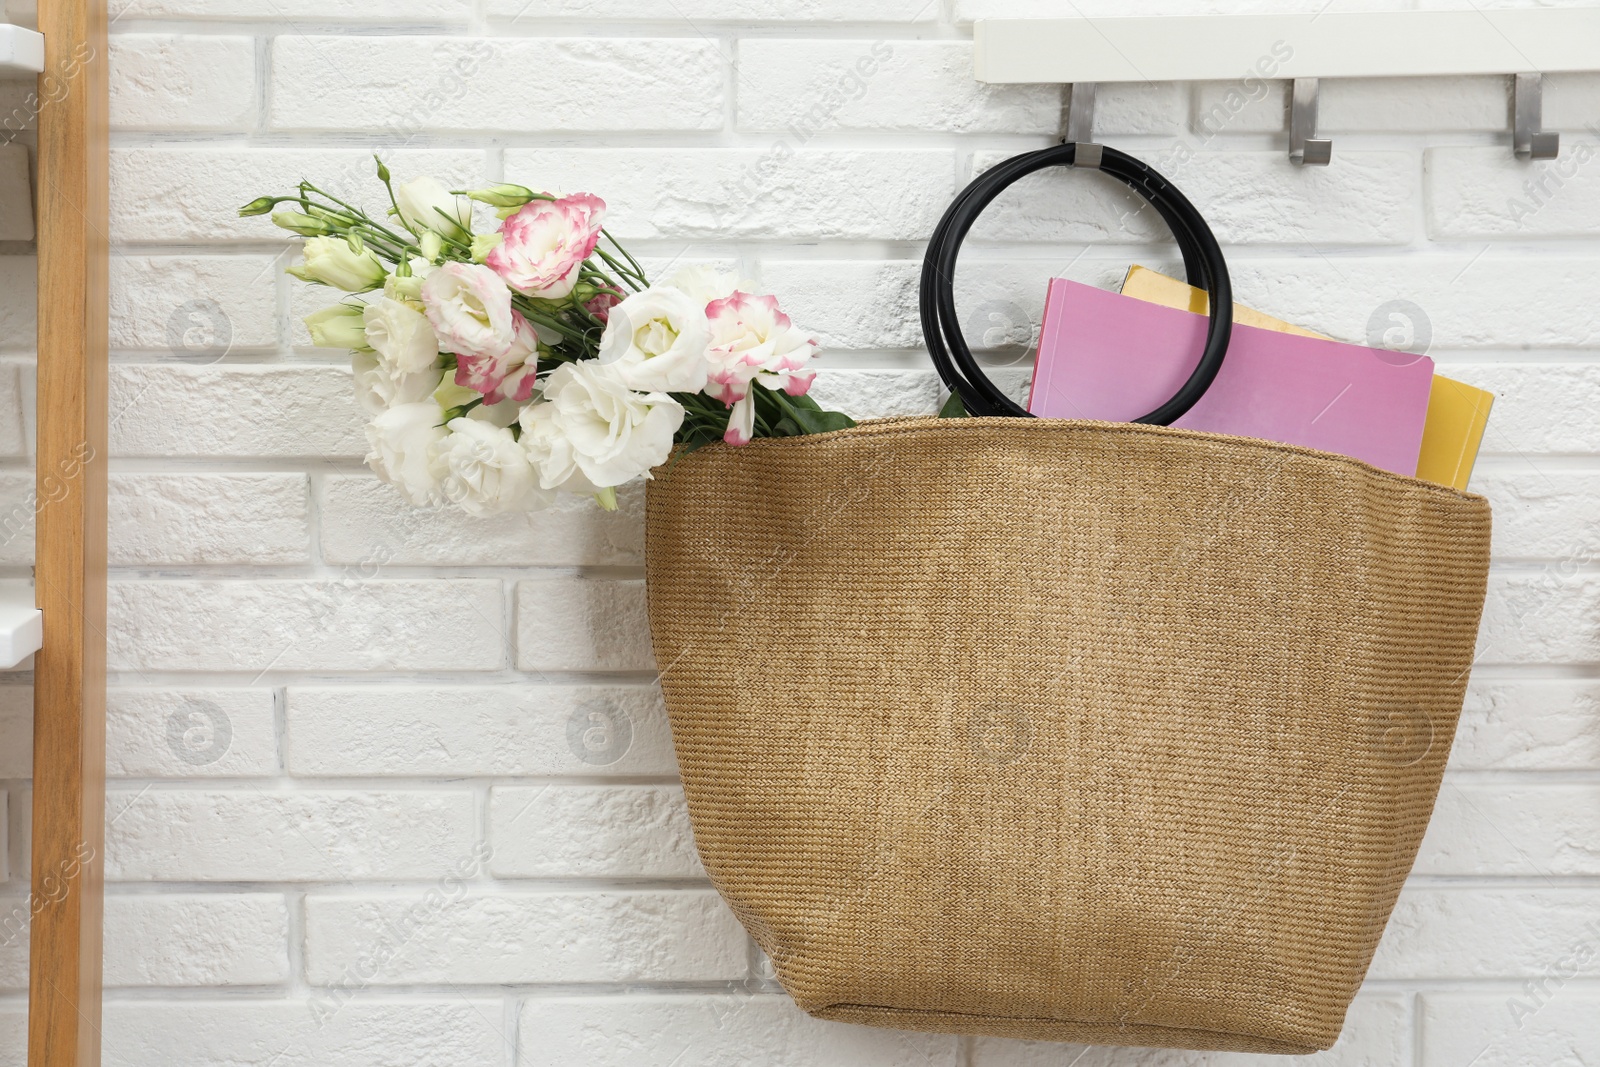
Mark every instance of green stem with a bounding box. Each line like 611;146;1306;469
508;297;580;342
423;225;476;256
376;163;403;224
592;248;646;291
440;396;485;424
577;263;626;291
300;182;413;247
575;309;609;336
602;228;647;283
296;197;416;264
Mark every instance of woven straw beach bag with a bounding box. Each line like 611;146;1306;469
643;417;1490;1053
643;144;1490;1053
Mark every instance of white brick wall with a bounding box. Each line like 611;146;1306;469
0;2;1594;1064
303;890;747;984
270;38;728;132
519;995;960;1067
0;892;287;988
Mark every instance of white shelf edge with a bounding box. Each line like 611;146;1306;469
975;10;1600;84
0;24;44;76
0;580;40;670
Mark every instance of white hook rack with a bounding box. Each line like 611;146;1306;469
0;22;44;74
0;25;43;664
977;9;1600;164
0;580;41;669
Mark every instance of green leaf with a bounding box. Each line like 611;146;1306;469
799;408;857;434
677;426;723;453
939;391;969;418
774;390;856;435
782;392;824;412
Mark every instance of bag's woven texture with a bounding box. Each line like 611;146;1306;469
644;417;1491;1053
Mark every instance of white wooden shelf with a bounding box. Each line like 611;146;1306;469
975;10;1600;84
0;579;41;669
0;23;44;75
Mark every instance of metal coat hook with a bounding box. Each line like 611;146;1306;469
1049;72;1557;172
1061;82;1095;145
1514;72;1559;160
1060;83;1102;168
1290;78;1332;166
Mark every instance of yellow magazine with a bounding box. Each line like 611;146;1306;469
1119;266;1491;491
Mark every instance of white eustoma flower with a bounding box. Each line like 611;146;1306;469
525;360;683;489
363;296;440;376
353;352;441;415
518;400;598;495
431;417;548;517
365;401;449;506
661;264;745;306
290;236;386;292
394;176;471;241
595;285;711;393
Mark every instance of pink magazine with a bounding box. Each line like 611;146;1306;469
1027;279;1434;477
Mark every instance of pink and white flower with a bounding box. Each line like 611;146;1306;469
486;193;606;300
702;292;820;446
584;288;623;323
420;262;540;405
455;311;540;405
422;262;515;358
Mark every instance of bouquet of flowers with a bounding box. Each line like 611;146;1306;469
240;158;855;515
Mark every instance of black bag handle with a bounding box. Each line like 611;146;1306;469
920;142;1233;424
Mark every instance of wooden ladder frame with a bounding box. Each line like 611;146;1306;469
27;0;108;1064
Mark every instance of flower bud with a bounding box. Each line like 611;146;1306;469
433;378;480;412
470;233;503;264
289;235;387;292
463;183;538;209
303;303;371;350
238;196;279;217
271;210;336;237
384;257;435;303
419;230;444;263
387;274;423;302
394;176;471;241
